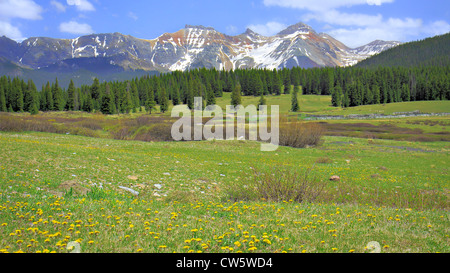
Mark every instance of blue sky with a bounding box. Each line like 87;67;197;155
0;0;449;47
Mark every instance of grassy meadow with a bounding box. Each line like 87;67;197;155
0;94;449;253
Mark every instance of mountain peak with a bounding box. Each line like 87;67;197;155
185;24;215;31
277;22;313;36
244;28;258;35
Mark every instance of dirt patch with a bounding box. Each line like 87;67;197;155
58;180;90;195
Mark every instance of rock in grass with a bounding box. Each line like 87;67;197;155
127;175;138;180
329;175;340;181
119;186;139;196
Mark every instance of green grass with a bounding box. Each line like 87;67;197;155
214;92;450;115
0;131;448;253
0;94;449;253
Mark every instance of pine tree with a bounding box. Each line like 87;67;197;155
44;82;53;111
206;83;216;106
291;86;300;112
272;71;282;95
145;87;156;114
0;85;6;112
130;81;140;111
401;83;411;102
52;78;64;111
231;82;242;107
159;86;169;113
258;92;266;108
172;85;180;106
101;84;116;115
332;85;343;107
123;82;133;114
67;79;76;111
11;78;24;112
372;84;381;105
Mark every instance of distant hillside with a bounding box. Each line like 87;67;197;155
356;33;450;67
0;56;157;88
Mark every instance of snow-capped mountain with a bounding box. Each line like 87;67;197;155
0;22;400;73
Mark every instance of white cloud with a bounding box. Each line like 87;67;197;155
67;0;95;12
303;10;383;27
247;21;287;36
327;18;449;47
0;0;43;41
0;0;43;20
263;0;394;11
59;21;94;35
0;21;24;41
428;20;450;36
51;1;67;12
262;0;449;47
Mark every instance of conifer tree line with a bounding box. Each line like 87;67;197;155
0;65;448;114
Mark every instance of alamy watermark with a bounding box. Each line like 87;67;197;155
171;97;279;151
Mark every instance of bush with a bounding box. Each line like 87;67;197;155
225;165;325;203
279;119;324;148
315;157;333;164
133;123;174;142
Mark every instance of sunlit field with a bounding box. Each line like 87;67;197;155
0;129;448;253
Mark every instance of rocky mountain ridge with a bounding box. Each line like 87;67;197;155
0;22;401;74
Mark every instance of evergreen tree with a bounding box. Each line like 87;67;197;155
332;85;343;107
401;83;411;102
44;82;53;111
291;86;300;112
52;78;64;111
145;87;156;114
206;83;216;106
172;84;180;106
101;84;116;115
372;84;381;105
66;79;76;111
272;71;282;95
231;82;242;107
159;86;169;113
0;85;6;112
130;80;140;111
123;82;133;114
11;78;24;112
258;92;266;108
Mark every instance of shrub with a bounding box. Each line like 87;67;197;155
279;119;324;148
225;165;325;203
76;119;104;131
133;123;173;142
315;157;333;164
112;127;133;140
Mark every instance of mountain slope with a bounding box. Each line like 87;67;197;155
0;22;400;80
356;33;449;68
